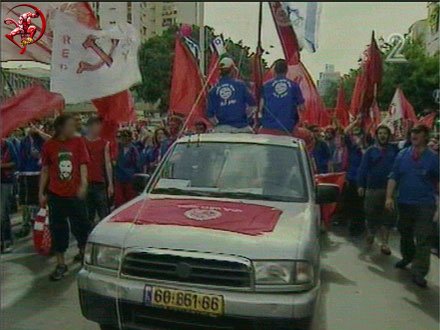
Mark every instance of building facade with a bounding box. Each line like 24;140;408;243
317;64;340;96
90;2;202;41
408;2;439;56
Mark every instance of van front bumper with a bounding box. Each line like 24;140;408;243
78;268;319;329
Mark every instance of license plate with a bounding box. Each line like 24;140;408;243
144;285;224;316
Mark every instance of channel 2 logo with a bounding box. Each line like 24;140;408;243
385;33;408;64
3;3;46;55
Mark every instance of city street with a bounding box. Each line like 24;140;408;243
1;222;438;330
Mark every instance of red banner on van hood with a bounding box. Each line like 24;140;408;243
111;199;282;236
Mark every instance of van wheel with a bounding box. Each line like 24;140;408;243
100;325;118;330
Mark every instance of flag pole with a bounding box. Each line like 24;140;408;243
255;2;264;128
198;2;205;75
257;2;263;53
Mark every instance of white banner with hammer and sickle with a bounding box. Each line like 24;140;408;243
50;12;141;103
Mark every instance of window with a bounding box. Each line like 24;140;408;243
162;18;173;27
152;143;307;202
109;21;116;25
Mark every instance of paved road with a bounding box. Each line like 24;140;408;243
1;225;438;330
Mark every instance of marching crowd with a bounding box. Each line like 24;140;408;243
1;58;439;287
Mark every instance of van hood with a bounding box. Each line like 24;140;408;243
91;195;315;260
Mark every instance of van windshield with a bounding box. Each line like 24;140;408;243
150;142;308;202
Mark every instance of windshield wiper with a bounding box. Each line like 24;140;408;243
150;187;213;197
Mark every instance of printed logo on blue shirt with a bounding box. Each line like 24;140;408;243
217;84;237;106
272;79;290;98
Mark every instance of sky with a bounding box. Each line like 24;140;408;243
205;2;428;81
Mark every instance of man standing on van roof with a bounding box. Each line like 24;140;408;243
207;57;256;133
259;59;305;136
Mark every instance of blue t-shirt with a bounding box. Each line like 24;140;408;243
345;135;364;183
261;76;304;132
19;135;44;172
357;144;399;189
115;143;140;183
389;147;439;205
207;77;256;128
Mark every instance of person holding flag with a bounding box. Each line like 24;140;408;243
259;59;305;136
207;57;256;133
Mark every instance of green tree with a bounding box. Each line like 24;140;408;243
322;80;338;108
378;38;439;114
323;37;439;115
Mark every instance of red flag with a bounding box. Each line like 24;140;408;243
397;88;417;123
92;90;136;123
207;51;220;86
1;85;64;138
269;2;300;65
418;112;437;128
319;108;332;128
169;35;208;128
335;83;350;127
315;172;346;227
251;48;264;104
364;99;382;135
92;90;135;160
350;32;382;119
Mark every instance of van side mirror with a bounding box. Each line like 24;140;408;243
316;184;340;204
133;174;151;193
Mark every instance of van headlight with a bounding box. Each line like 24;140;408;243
254;261;313;285
84;243;121;270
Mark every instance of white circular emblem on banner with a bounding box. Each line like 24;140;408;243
218;85;233;100
184;208;222;221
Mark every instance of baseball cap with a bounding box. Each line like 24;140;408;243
219;57;235;69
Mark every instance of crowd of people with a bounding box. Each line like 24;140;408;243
1;57;438;287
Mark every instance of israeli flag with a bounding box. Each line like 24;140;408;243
211;35;226;56
183;36;200;61
282;2;322;53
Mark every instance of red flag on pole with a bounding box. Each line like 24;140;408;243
350;32;383;120
269;2;300;65
207;51;220;86
169;35;208;128
92;90;136;123
418;112;437;128
92;90;135;159
1;85;64;138
251;48;264;104
364;99;382;136
349;74;365;117
335;83;350;128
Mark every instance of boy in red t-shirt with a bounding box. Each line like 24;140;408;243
84;117;113;225
39;114;91;281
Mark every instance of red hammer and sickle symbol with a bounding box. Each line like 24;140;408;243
77;35;119;74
